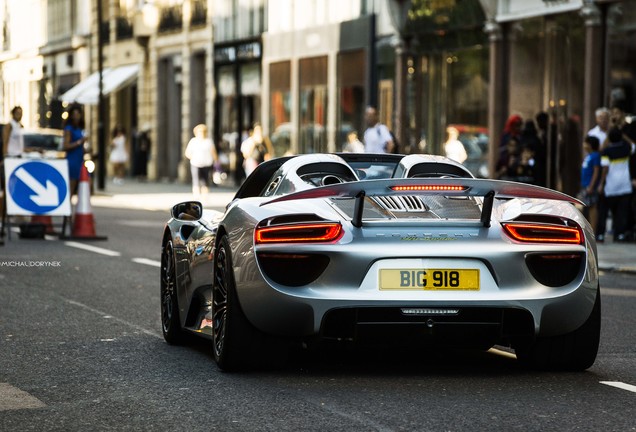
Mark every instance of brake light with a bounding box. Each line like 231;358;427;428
255;222;343;244
390;185;467;192
502;222;583;244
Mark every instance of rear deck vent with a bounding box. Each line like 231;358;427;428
374;195;428;212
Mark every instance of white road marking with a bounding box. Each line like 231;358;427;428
600;381;636;393
601;288;636;298
0;383;46;411
62;298;162;339
117;220;166;228
132;257;161;268
64;241;121;257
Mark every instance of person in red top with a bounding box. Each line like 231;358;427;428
497;114;523;170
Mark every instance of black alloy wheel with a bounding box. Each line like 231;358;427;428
161;240;186;344
212;239;229;360
212;235;260;371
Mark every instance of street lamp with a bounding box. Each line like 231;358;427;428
97;0;106;190
134;1;159;178
135;1;160;53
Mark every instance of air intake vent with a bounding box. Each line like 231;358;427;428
373;195;428;212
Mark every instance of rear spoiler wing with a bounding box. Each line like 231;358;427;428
262;178;582;228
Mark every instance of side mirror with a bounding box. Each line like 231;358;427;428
171;201;203;221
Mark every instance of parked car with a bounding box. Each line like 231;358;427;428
22;128;64;153
161;152;600;372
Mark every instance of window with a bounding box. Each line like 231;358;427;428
338;50;366;151
299;56;328;154
269;61;291;156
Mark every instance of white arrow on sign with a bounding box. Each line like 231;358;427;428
14;167;60;207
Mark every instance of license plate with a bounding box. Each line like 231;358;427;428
379;269;480;291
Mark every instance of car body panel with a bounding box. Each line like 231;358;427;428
162;153;599;355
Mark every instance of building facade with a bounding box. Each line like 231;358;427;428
262;0;393;157
213;0;266;183
481;0;636;194
2;0;634;189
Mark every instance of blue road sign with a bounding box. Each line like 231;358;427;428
4;158;71;216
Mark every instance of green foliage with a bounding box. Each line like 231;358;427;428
406;0;487;51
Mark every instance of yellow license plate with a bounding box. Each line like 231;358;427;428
379;269;480;291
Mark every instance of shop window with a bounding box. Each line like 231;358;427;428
269;61;291;156
608;2;636;113
217;65;238;157
299;56;328;154
337;50;366;151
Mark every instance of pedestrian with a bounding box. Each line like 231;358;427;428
516;145;536;184
241;122;273;177
343;130;365;153
609;103;636;238
109;124;128;185
133;125;151;181
497;114;523;171
596;127;635;242
495;137;521;180
1;106;26;222
363;106;395;154
520;119;546;187
579;135;601;231
185;124;217;196
2;106;25;158
535;111;558;188
444;126;467;163
587;107;610;149
62;105;88;196
500;114;523;148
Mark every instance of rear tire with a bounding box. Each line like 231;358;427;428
160;240;188;344
212;236;264;371
515;286;601;371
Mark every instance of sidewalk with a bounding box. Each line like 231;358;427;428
91;178;237;212
90;178;636;275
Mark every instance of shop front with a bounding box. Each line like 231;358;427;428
214;40;262;182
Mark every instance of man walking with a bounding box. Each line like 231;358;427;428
596;127;635;242
363;106;395;154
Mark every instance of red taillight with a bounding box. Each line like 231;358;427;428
255;222;343;244
390;185;467;192
502;222;583;245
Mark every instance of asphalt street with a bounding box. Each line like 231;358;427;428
1;203;635;431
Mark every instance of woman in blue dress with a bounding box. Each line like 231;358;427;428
63;105;88;195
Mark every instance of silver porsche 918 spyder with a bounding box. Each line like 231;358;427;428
161;153;600;371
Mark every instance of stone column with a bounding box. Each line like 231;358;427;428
394;40;408;154
581;0;604;135
484;19;507;178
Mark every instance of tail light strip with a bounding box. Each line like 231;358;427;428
502;222;583;245
255;222;343;244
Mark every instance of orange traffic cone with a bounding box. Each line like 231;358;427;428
69;164;107;240
31;215;56;235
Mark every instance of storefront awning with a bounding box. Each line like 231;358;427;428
59;64;140;105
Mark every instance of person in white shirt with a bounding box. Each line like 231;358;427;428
185;124;217;196
109;124;128;185
363;106;395;154
444;126;468;163
587;107;610;149
343;131;365;153
3;106;24;157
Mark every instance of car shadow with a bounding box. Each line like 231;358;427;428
183;337;538;377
